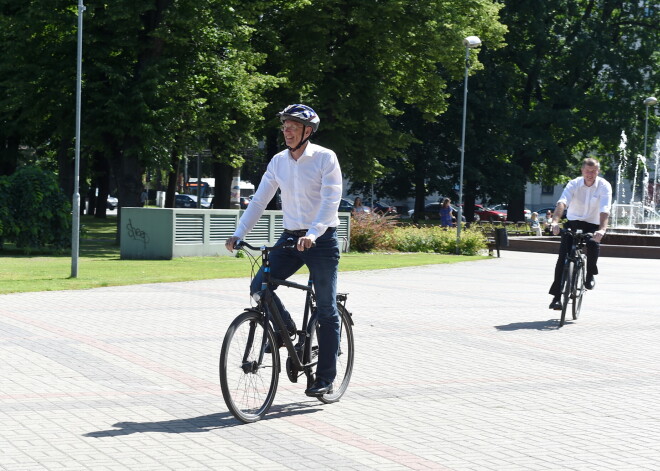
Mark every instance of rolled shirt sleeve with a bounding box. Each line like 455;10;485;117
233;166;279;239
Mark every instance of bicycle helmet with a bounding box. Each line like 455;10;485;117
277;104;320;132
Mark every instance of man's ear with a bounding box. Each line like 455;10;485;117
304;127;313;139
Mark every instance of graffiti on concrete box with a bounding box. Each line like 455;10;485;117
126;218;150;249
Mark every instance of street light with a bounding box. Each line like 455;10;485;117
456;35;482;254
71;0;86;278
643;96;657;161
643;97;657;208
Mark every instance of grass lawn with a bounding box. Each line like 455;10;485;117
0;215;489;295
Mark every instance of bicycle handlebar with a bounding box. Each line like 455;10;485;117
234;237;315;252
559;228;594;239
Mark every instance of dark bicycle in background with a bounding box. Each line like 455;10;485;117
219;239;355;423
558;229;592;327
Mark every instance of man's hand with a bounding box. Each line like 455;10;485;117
297;235;315;251
551;222;561;236
593;229;606;243
225;236;240;253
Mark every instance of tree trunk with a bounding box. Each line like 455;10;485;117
412;167;426;223
0;134;20;176
464;191;476;224
93;152;111;218
56;139;73;198
212;161;233;209
507;151;531;222
165;147;180;208
107;135;144;244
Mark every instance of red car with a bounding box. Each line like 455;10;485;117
473;204;506;222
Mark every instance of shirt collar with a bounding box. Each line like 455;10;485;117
288;142;314;161
579;176;600;190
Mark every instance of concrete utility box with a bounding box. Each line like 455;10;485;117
120;207;351;260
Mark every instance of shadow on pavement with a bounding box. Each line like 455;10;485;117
83;403;321;436
494;319;559;331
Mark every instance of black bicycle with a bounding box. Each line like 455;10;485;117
219;239;355;423
558;229;592;327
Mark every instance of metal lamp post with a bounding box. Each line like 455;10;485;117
643;97;657;160
643;97;657;206
71;0;86;278
456;35;482;254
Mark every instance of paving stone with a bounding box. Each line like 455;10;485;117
1;252;659;470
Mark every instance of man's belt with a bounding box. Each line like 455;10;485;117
284;229;308;237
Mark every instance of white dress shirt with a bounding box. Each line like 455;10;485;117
558;176;612;225
233;142;342;241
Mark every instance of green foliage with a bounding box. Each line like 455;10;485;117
466;0;660;220
348;215;487;255
387;225;487;256
349;212;398;252
0;167;71;252
255;0;507;181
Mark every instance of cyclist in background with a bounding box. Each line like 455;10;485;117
548;158;612;310
225;104;342;397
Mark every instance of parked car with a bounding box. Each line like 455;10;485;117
175;194;196;208
185;195;212;209
240;196;251;209
185;194;211;208
338;198;354;212
490;204;532;221
536;207;556;223
372;201;398;216
407;202;465;222
106;195;118;210
473;204;506;222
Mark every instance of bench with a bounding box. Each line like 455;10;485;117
476;223;508;257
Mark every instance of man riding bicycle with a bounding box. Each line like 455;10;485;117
225;104;342;397
549;157;612;310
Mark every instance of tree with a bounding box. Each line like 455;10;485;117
469;0;660;221
253;0;507;188
0;2;78;186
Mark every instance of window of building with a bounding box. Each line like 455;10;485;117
541;185;554;195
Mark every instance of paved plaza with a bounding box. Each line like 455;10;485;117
1;250;660;470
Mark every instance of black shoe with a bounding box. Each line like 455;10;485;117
585;274;596;290
264;333;284;354
549;297;562;310
264;321;296;353
305;379;334;397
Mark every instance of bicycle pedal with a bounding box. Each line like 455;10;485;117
285;357;298;383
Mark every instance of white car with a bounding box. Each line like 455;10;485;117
106;195;118;210
185;194;211;209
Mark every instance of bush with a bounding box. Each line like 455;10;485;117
0;166;72;252
349;212;398;252
388;225;487;255
348;215;487;255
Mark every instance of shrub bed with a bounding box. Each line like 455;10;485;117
349;213;487;255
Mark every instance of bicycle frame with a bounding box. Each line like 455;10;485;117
558;229;591;326
238;239;318;373
561;229;591;268
221;238;355;422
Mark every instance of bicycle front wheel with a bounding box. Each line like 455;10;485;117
219;311;280;423
307;304;355;404
559;260;573;327
572;257;586;320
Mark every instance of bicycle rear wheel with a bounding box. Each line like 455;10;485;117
559;260;573;327
307;304;354;404
572;258;586;320
219;311;280;423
